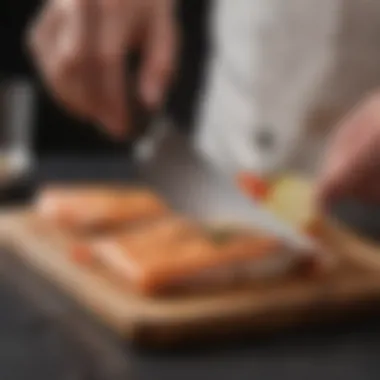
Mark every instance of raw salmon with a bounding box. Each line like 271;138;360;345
35;185;170;232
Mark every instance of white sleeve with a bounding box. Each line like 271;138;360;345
194;0;343;178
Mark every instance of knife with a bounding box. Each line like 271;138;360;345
135;126;315;251
126;52;316;252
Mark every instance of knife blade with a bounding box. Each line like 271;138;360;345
135;126;315;250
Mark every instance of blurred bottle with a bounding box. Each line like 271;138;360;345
0;79;35;203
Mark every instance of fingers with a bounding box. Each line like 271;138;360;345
27;1;60;65
28;0;128;137
100;59;128;137
28;0;178;138
318;124;368;206
27;1;62;83
28;0;98;120
139;0;178;109
57;0;96;117
317;94;380;207
97;0;131;137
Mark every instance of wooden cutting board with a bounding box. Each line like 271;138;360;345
0;208;380;348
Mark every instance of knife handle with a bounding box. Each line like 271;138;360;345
125;52;155;143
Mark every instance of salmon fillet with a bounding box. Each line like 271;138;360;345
71;217;308;296
35;185;170;232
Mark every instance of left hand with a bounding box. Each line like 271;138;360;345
27;0;178;138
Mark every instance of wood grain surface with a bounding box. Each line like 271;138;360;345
0;209;380;347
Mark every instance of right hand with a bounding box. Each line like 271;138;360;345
27;0;177;138
317;93;380;208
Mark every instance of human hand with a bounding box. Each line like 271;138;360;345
27;0;177;138
317;94;380;208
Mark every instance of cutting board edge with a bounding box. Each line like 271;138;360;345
1;209;380;346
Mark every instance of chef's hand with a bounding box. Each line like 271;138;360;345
27;0;177;137
317;93;380;208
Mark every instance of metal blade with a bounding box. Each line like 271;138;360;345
135;127;313;249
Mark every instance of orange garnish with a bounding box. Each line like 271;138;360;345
237;172;271;201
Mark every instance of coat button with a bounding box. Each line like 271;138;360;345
254;128;275;150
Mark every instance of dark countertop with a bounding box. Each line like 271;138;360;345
1;156;380;380
3;275;380;380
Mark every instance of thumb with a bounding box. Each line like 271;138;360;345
316;134;374;209
316;157;350;210
316;106;376;209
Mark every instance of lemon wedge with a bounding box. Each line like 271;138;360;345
265;175;315;229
